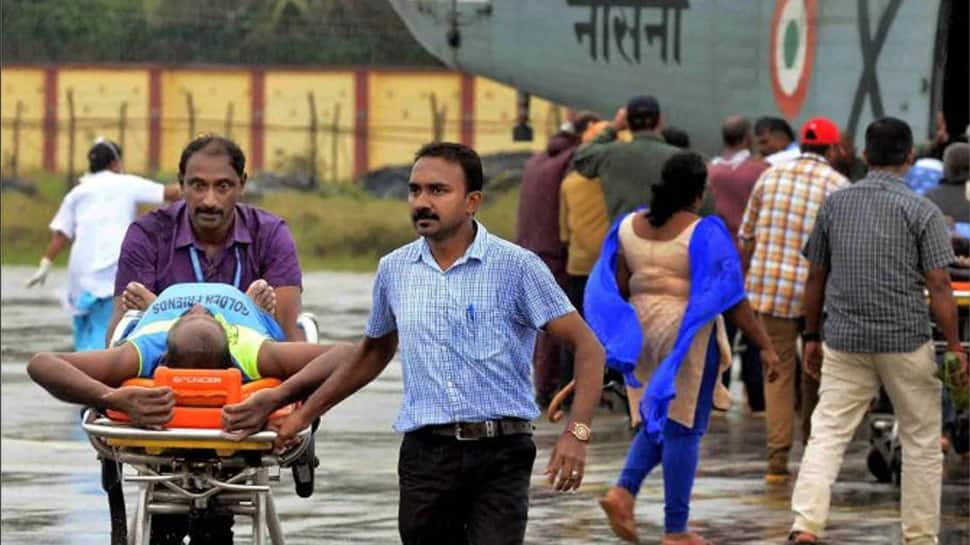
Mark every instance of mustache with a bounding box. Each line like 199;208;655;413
412;209;438;222
195;207;223;217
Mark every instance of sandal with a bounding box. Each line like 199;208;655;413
786;531;818;544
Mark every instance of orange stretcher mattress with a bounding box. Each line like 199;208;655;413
106;367;295;429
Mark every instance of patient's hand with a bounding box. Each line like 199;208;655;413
103;386;174;427
221;388;282;440
245;279;277;315
273;411;309;451
122;282;157;311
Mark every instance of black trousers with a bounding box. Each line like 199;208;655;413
398;431;536;545
721;321;766;412
559;274;589;388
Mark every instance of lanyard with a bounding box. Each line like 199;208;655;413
189;245;242;289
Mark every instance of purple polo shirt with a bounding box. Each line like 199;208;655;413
114;201;302;296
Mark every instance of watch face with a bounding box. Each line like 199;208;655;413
572;423;591;440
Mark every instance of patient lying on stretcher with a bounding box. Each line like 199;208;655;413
28;282;353;439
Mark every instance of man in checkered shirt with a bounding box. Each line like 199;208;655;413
787;117;967;545
275;142;606;545
738;116;849;481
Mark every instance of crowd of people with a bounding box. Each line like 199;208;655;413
23;92;970;545
516;96;969;545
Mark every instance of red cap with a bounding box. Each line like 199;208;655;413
800;117;840;145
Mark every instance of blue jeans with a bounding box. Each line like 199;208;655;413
617;331;719;533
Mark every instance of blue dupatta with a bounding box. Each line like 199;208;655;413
584;214;746;441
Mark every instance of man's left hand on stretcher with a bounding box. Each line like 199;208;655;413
221;389;284;440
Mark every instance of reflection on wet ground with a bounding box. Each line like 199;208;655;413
2;267;967;544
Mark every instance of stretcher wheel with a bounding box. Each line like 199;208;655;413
866;448;892;484
292;440;317;498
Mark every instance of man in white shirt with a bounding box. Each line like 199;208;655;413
26;139;179;351
755;117;800;166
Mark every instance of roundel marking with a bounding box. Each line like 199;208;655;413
770;0;818;119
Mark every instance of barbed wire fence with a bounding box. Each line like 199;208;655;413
1;91;564;190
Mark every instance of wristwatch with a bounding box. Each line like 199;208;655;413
801;332;821;343
567;422;592;442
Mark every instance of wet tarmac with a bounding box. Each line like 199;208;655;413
2;265;967;544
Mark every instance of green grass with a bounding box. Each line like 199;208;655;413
1;172;521;272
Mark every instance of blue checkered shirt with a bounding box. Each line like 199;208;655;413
365;221;575;432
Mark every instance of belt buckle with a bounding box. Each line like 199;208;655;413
484;420;497;438
454;423;477;441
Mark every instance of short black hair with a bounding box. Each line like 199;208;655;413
722;117;751;147
413;142;484;192
88;140;122;173
165;317;232;369
662;127;690;149
178;134;246;182
648;151;707;227
864;117;913;167
572;111;601;136
754;116;795;142
800;143;831;155
628;112;660;132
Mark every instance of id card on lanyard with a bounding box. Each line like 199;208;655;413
189;245;242;289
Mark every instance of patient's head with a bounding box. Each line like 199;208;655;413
164;305;232;369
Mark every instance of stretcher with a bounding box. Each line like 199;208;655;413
867;281;970;484
87;310;321;545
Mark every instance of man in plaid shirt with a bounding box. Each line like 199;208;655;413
738;117;849;481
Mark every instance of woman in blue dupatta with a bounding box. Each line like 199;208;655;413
591;152;780;544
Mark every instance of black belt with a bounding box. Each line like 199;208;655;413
420;419;534;441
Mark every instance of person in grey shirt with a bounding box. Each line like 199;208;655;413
786;117;967;545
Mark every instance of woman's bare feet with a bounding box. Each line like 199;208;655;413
122;282;156;311
599;486;639;543
246;279;277;315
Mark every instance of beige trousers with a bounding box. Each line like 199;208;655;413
791;342;942;544
760;314;800;473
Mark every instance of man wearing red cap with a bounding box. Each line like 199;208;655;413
737;116;849;482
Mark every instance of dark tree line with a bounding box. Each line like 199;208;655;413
1;0;441;66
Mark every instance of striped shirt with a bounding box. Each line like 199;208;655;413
365;221;575;432
739;153;849;318
802;171;956;353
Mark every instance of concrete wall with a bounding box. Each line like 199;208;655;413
0;65;566;181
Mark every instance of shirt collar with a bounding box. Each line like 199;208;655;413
633;131;665;143
415;220;490;269
795;151;830;165
861;169;907;187
175;203;251;249
711;149;751;167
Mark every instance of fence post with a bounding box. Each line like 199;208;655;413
185;91;196;140
118;101;128;153
430;93;446;142
330;102;340;184
66;88;76;189
307;91;318;185
225;102;234;140
8;100;24;179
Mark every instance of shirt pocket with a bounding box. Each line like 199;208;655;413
458;301;506;361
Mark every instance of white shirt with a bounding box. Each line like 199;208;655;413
765;141;801;166
49;170;165;313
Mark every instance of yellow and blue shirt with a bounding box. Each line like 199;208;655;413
122;283;285;381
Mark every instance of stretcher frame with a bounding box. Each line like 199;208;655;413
84;309;322;545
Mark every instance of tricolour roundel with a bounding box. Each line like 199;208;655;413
770;0;817;119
